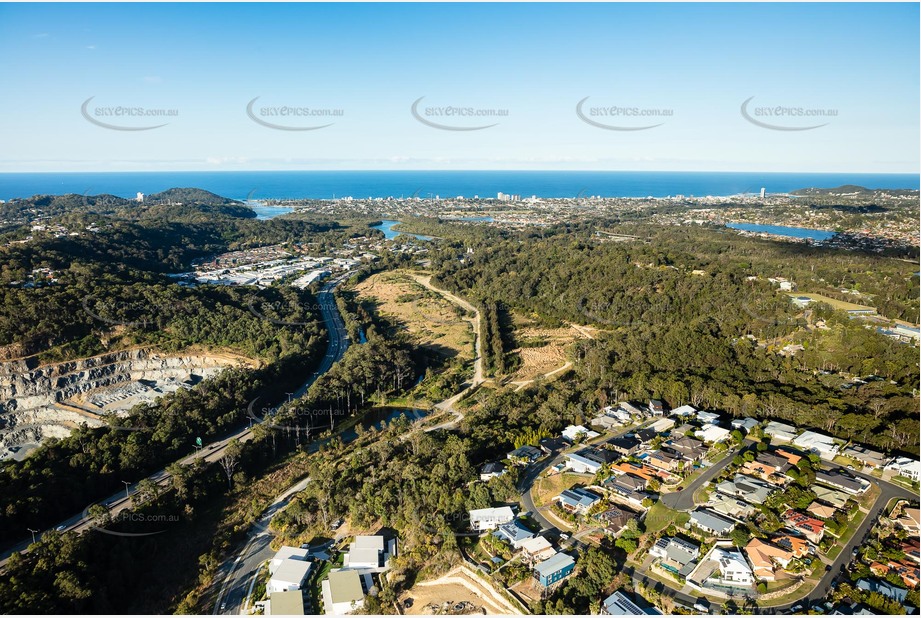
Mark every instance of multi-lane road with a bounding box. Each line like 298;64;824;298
0;272;354;570
210;273;355;615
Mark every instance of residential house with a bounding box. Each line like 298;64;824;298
774;448;802;466
855;579;908;603
618;402;645;418
793;431;840;460
691;544;754;588
494;520;536;548
479;462;506;481
648;400;666;416
670;404;697;418
596;506;639;536
815;470;868;495
607;435;641;457
321;569;368;615
895;506;920;535
879;559;921;588
519;535;556;564
772;535;810;558
534;552;576;586
646;450;680;472
606;483;648;509
269;559;313;593
649;417;676;433
539;437;572;455
600;405;633;425
607;473;648;493
731;417;759;433
557;487;602;515
343;535;395;571
507;445;542;464
635;428;659;444
901;537;920;564
650;536;700;578
266;590;305;616
696;410;721;425
885;457;921;482
592;414;622;431
783;510;825;543
565;451;604;475
611;461;666;481
742;452;792;485
812;485;851;509
565;447;619;474
841;445;887;469
715;474;776;505
667;436;707;462
744;538;794;581
807;501;838;520
562;424;600;442
601;590;661;615
270;546;309;574
469;506;515;531
696;425;731;444
763;421;797;442
688;509;736;536
707;493;755;519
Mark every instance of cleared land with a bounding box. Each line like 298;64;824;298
353;271;474;361
506;314;596;383
399;566;523;615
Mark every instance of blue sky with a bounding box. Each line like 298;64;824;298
0;2;917;173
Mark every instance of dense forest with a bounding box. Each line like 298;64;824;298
425;227;919;454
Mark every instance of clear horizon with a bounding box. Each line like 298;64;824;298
0;3;918;174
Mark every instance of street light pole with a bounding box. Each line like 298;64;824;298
27;528;38;544
121;480;130;500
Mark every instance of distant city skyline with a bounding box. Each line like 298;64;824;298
0;3;918;174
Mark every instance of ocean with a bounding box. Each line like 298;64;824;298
0;171;917;202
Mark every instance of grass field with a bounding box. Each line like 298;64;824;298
505;313;590;383
787;292;875;313
353;270;474;360
531;471;594;507
644;501;690;536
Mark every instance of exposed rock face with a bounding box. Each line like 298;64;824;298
0;348;249;455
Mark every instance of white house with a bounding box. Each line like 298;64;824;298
696;410;721;425
269;559;313;593
321;569;368;615
731;418;759;433
793;431;840;460
692;544;754;588
270;546;309;575
564;451;603;475
469;506;515;531
696;425;731;444
649;417;676;433
343;535;395;571
885;457;921;482
562;424;600;442
671;404;697;418
763;421;797;442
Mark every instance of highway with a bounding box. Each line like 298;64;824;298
0;272;354;570
210;273;355;615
